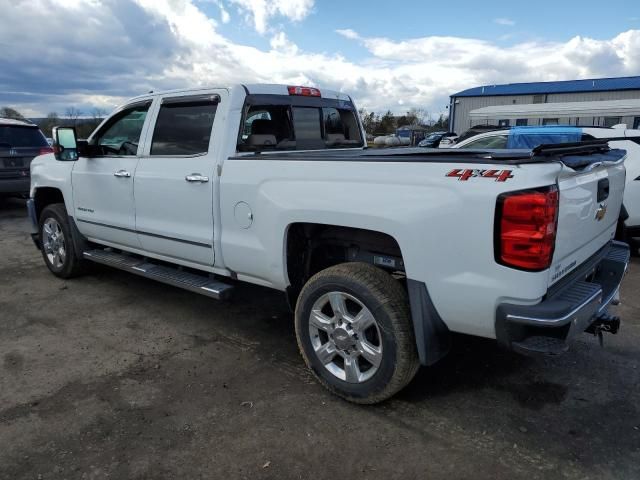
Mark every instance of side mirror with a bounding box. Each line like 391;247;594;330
52;126;78;161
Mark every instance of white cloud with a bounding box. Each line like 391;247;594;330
219;3;230;23
227;0;314;34
335;28;360;40
494;18;515;26
270;31;299;54
0;1;639;121
135;0;222;46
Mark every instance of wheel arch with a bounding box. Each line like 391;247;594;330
32;187;88;260
32;187;66;223
284;222;404;295
283;222;451;367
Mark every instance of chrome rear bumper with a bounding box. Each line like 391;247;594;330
496;241;629;355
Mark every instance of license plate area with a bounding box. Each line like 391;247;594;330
3;157;24;168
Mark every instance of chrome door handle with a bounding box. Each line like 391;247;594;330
185;174;209;183
113;170;131;178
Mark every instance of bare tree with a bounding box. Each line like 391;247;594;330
40;112;60;137
65;107;83;127
358;108;379;134
0;107;25;120
90;107;107;129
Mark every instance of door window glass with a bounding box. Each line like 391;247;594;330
151;97;218;156
515;119;528;126
460;135;508;149
93;102;150;156
634;117;640;130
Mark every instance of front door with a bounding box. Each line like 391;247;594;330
72;101;152;248
134;92;223;266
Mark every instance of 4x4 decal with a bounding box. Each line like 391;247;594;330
446;169;514;182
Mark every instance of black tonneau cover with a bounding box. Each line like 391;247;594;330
230;140;626;168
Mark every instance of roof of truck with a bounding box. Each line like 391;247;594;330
128;84;350;103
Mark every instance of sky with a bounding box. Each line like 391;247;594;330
0;0;639;119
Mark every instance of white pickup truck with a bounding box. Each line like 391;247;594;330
28;84;630;403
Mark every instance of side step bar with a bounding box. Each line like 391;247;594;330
83;249;234;300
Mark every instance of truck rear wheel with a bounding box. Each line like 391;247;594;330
39;203;86;279
295;262;419;404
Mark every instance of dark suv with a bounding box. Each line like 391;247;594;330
0;118;52;197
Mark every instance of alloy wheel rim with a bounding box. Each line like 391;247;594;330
308;291;383;383
42;218;66;269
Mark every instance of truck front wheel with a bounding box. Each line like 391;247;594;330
295;262;419;404
39;203;86;278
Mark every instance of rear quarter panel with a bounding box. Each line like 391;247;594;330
220;158;563;338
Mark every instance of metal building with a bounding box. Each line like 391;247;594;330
448;76;640;135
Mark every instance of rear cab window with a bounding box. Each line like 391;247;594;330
237;94;363;152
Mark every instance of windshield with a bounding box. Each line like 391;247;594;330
0;126;48;148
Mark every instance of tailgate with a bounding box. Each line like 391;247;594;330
549;149;626;286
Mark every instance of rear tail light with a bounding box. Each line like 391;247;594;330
39;147;54;155
495;186;559;271
287;85;321;97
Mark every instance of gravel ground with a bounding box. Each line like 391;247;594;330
1;197;639;480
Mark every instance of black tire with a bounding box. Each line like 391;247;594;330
295;262;419;404
39;203;86;278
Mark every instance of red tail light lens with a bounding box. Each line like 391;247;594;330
39;147;54;155
287;85;321;97
496;186;559;271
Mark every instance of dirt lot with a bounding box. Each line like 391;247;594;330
0;197;639;480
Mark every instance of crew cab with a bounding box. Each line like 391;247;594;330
28;84;630;403
452;125;640;251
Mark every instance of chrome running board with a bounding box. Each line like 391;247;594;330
83;249;233;300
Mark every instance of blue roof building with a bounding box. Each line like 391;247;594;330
448;76;640;134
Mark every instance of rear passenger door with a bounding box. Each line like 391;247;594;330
133;91;224;266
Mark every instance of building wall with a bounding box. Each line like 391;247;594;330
451;89;640;134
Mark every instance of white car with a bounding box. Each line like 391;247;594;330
27;85;630;403
453;126;640;247
437;134;458;148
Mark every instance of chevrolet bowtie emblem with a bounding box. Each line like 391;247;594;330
595;202;607;221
